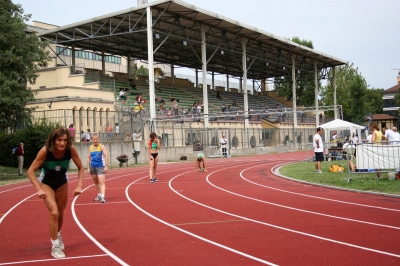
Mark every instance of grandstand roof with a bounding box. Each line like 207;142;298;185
37;0;347;80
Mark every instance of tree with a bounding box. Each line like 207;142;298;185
321;63;382;122
274;37;318;106
131;65;149;79
0;1;50;131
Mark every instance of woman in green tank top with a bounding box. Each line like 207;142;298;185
148;132;161;183
27;127;85;259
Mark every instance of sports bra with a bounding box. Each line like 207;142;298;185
151;140;158;149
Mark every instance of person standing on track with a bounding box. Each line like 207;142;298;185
148;132;161;183
87;133;108;203
27;126;84;259
195;153;207;172
313;127;324;173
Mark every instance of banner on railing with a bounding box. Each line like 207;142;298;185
356;143;400;169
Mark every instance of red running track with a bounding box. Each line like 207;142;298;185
0;151;399;265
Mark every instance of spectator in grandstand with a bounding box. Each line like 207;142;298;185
216;91;222;100
82;130;91;142
313;127;324;173
172;99;179;116
168;94;180;102
156;83;162;93
233;100;240;108
197;104;202;114
115;123;120;141
132;131;142;140
124;133;132;141
27;126;84;259
135;93;146;105
221;104;226;112
227;105;232;112
106;124;112;141
129;79;136;89
87;133;108;204
148;132;161;183
158;104;165;115
68;124;75;142
195;153;207;172
119;88;127;104
382;127;399;143
220;134;228;157
167;108;173;118
155;95;165;105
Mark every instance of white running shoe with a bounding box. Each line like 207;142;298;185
58;236;64;250
101;197;106;203
94;195;101;201
51;245;65;259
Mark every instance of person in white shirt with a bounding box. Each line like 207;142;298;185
313;127;324;173
367;131;373;143
115;123;120;141
392;127;400;140
382;127;399;143
351;133;359;143
220;135;228;157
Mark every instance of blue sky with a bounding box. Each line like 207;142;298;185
15;0;400;90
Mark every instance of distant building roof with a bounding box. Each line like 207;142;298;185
371;114;398;120
384;84;399;94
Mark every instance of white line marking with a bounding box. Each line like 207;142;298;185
167;166;400;258
206;165;400;230
74;201;130;206
0;194;35;224
125;168;278;266
0;254;108;265
0;184;32;194
268;163;400;212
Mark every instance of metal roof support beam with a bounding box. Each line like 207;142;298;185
147;7;156;131
201;24;209;128
332;66;338;119
314;61;319;127
292;54;297;132
72;43;76;74
101;49;105;75
242;39;249;130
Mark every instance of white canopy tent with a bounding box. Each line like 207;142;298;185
319;119;367;143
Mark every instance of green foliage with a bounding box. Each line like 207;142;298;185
280;161;400;195
0;119;59;168
0;1;50;131
321;63;383;121
131;65;149;79
274;37;318;106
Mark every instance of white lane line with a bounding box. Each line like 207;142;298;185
0;254;108;265
0;184;32;194
205;165;400;230
267;163;400;212
0;194;35;224
167;166;400;258
125;168;278;266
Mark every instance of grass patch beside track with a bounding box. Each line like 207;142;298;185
279;161;400;196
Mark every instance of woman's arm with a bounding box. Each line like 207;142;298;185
27;147;47;198
71;146;84;197
87;148;91;174
157;139;161;150
372;131;376;142
101;145;109;173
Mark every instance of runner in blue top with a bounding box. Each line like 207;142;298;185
27;126;84;259
87;133;109;203
196;153;207;172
